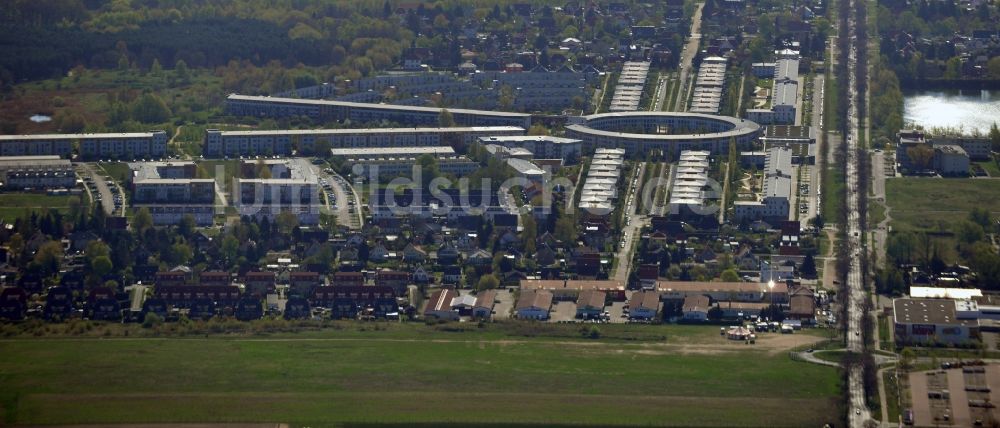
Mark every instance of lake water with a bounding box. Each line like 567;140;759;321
29;114;51;123
903;89;1000;135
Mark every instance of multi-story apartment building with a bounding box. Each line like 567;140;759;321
0;131;167;159
203;126;525;157
329;146;479;178
734;147;793;221
130;161;216;226
477;135;583;160
224;94;531;129
235;159;322;224
0;156;75;190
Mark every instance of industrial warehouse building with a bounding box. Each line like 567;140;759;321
203;126;524;157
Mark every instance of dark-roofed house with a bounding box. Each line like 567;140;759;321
289;271;321;297
283;297;311;319
332;271;364;287
375;270;410;293
628;291;660;320
87;287;121;321
516;290;553;320
576;289;606;319
682;295;711;321
0;287;28;321
473;290;498;319
235;297;263;321
244;271;276;296
155;271;187;287
155;285;240;309
312;286;396;319
423;289;460;320
44;286;74;320
199;271;230;286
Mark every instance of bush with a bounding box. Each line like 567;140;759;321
142;312;164;328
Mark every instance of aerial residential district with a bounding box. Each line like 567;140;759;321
1;1;1000;427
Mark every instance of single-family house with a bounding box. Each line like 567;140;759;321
412;266;431;284
403;244;427;263
682;295;711;321
515;289;553;320
424;289;460;320
576;289;606;319
442;266;462;284
628;291;660;320
473;289;498;319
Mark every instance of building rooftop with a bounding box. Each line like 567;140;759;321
217;126;525;137
0;131;163;141
330;146;455;157
227;94;531;119
893;298;977;325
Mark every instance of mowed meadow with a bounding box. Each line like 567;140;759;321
0;325;841;427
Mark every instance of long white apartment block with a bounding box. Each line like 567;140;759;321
0;131;166;158
203;126;525;157
609;61;650;112
668;150;712;216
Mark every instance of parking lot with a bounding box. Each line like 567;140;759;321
549;301;577;322
493;288;515;319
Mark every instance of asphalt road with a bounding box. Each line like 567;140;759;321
78;163;121;216
672;3;704;112
613;162;648;283
842;1;874;425
307;161;361;229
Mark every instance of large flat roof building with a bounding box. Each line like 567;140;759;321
893;298;981;346
235;159;322;224
330;146;479;178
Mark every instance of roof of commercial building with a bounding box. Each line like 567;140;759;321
474;290;497;309
775;58;799;81
893;298;975;325
909;286;983;300
424;289;458;313
227;94;531;119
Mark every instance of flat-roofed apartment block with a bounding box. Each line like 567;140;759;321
203;126;525;158
477;135;583;161
578;148;625;216
78;131;168;159
330;146;479;178
745;57;799;125
0;134;75;157
734;147;792;222
224;94;531;129
0;156;75;190
130;161;215;226
236;159;322;224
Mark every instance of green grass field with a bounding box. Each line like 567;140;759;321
885;178;1000;262
0;194;79;220
0;323;840;427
